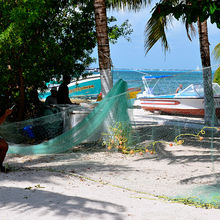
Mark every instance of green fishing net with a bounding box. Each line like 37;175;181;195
0;79;132;155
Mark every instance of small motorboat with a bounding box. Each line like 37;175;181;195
39;73;101;101
134;75;220;117
39;71;141;102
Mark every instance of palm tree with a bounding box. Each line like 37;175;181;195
93;0;150;96
94;0;112;96
197;19;215;124
144;1;217;125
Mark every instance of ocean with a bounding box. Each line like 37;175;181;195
41;68;216;100
112;69;215;95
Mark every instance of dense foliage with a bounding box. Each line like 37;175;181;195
0;0;96;116
154;0;220;27
0;0;132;119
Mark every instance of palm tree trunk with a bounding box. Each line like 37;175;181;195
197;19;217;125
94;0;113;96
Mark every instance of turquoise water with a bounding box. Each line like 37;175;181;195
113;69;212;95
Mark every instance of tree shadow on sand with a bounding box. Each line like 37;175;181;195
134;139;220;167
2;153;134;183
179;173;220;184
133;123;220;186
133;123;220;163
0;186;125;219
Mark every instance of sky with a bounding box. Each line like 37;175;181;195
90;5;220;71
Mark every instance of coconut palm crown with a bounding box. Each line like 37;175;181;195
145;0;219;53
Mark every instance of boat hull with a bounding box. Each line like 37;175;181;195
137;97;220;117
39;74;101;101
68;74;101;98
40;73;140;101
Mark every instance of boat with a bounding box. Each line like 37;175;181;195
39;72;101;101
134;74;220;117
39;69;141;102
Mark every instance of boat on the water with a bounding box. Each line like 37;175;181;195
134;75;220;117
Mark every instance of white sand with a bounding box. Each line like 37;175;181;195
1;109;220;220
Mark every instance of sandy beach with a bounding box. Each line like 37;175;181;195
1;109;220;220
1;0;219;218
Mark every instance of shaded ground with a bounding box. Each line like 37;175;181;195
1;109;220;219
1;141;220;219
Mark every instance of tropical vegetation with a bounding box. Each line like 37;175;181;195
0;0;132;120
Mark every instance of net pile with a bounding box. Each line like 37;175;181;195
0;79;132;155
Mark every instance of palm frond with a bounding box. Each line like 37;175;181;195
213;43;220;62
213;66;220;84
184;20;196;41
107;0;151;11
144;11;172;54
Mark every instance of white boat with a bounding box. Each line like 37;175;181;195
134;75;220;117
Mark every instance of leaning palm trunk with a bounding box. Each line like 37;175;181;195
197;20;217;125
94;0;113;97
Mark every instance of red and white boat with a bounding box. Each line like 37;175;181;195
134;75;220;117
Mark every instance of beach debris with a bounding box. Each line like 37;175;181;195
24;184;45;190
24;186;32;190
35;184;45;189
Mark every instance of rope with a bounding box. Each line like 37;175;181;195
13;166;219;209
